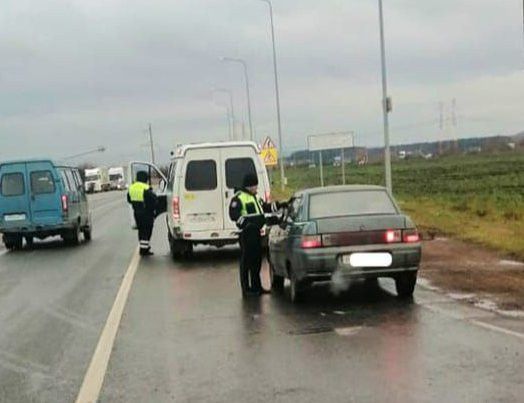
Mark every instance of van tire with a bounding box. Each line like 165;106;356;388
83;227;92;242
24;236;34;249
4;235;23;251
63;226;81;246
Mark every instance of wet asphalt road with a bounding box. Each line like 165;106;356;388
1;191;523;402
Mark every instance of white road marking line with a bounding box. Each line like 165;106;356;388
422;303;524;341
75;249;140;403
469;319;524;341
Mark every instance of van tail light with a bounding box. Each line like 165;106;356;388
264;191;271;203
172;197;180;220
61;195;68;212
300;235;323;249
402;229;420;243
385;230;402;243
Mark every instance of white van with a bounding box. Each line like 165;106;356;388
128;141;271;258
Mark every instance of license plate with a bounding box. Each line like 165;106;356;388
4;214;26;222
342;253;392;268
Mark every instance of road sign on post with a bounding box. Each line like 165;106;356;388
261;136;278;167
307;132;354;187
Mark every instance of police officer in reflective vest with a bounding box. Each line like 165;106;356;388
127;171;158;256
229;173;287;297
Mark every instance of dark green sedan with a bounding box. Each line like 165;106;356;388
268;185;421;302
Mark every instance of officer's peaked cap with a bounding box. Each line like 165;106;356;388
243;173;258;188
136;171;149;183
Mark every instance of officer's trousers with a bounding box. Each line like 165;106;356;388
239;223;262;294
134;210;154;255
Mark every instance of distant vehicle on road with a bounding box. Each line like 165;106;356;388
84;167;110;193
108;167;126;190
0;159;92;250
268;185;421;302
128;141;271;258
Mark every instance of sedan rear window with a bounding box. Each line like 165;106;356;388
1;173;25;196
185;160;217;191
309;190;398;219
31;171;56;194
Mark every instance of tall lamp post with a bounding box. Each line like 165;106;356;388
257;0;286;190
63;146;106;161
378;0;393;193
221;57;254;142
212;88;236;140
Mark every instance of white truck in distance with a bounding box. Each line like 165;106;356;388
84;167;110;193
108;167;126;190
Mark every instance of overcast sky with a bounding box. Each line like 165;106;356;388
0;0;522;164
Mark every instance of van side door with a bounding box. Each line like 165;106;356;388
0;163;32;230
72;169;89;226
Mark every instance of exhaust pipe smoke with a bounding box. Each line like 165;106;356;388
330;270;351;296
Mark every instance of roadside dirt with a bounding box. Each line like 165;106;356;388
420;237;524;311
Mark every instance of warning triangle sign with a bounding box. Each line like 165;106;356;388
262;136;276;150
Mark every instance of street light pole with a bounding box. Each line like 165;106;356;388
378;0;392;193
62;146;106;161
213;88;236;140
148;123;156;165
258;0;286;190
221;57;254;142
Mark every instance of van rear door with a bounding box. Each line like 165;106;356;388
27;161;62;226
180;149;224;232
221;147;268;232
0;163;32;230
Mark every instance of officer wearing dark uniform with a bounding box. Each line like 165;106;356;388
229;173;287;297
127;171;158;256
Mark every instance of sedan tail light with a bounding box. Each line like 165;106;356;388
385;229;402;243
172;197;180;220
61;195;68;212
300;235;323;249
402;229;420;243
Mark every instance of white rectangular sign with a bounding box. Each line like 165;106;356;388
308;132;354;152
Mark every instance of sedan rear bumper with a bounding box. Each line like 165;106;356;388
292;243;421;282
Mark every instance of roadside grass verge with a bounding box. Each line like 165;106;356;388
270;153;524;260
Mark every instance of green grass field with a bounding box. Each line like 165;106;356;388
271;153;524;259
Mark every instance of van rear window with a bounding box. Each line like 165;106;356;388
225;158;257;189
185;160;217;191
1;173;25;196
31;171;56;194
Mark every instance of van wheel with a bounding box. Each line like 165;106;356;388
63;226;81;246
24;236;34;249
395;271;417;299
83;227;92;242
4;235;23;251
269;261;284;291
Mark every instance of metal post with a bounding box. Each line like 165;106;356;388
148;123;156;164
319;151;324;187
213;88;236;140
226;107;233;141
378;0;392;193
259;0;286;190
221;58;254;142
341;148;346;185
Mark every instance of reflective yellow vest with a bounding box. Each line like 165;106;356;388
236;190;263;216
128;182;150;202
